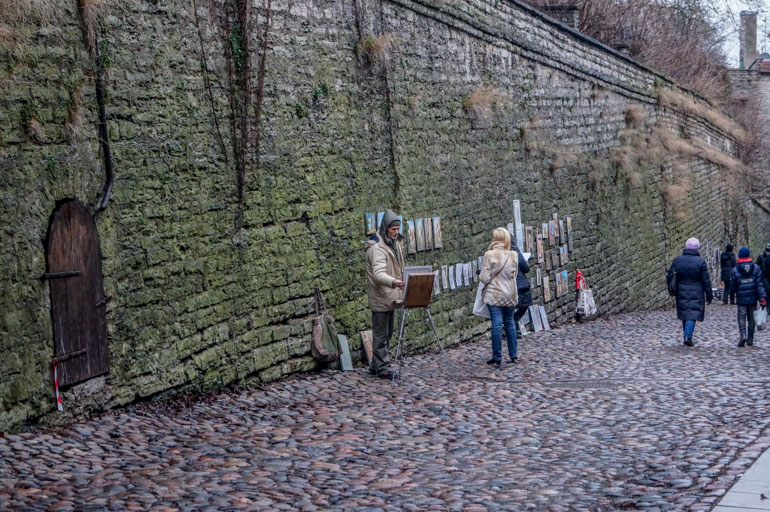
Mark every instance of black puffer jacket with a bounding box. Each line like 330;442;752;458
720;251;736;282
511;245;531;306
667;249;713;321
730;259;767;306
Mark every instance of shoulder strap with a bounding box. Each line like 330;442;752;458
484;253;510;285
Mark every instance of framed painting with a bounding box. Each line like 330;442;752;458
566;216;573;252
365;213;376;236
455;263;463;287
536;268;542;286
424;218;434;250
542;275;551;302
433;270;441;295
552;213;559;238
377;212;384;230
525;226;534;254
561;270;568;296
542;223;549;247
415;218;425;251
407;220;417;254
559;219;565;244
555;271;562;298
441;265;449;289
398;215;404;234
548;220;556;246
537;233;545;264
432;217;442;249
552;250;559;269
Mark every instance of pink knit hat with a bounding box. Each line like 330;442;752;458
685;237;700;250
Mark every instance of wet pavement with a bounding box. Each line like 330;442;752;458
2;304;770;511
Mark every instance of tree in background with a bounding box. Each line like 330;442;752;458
529;0;757;100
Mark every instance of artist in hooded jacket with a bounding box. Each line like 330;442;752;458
730;247;767;347
667;237;712;346
479;227;519;366
364;209;405;379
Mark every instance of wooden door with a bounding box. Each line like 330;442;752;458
45;201;109;386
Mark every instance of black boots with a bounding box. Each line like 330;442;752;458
683;338;694;347
738;339;746;347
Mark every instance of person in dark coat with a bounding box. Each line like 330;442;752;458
511;244;531;339
730;247;767;347
667;237;713;346
720;244;736;304
757;244;770;293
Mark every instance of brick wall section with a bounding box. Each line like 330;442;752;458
0;0;765;431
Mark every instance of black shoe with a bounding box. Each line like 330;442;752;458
516;332;522;339
722;301;728;305
684;338;694;347
747;338;754;347
510;357;519;363
486;358;501;366
368;367;376;375
730;301;736;305
738;339;746;347
379;370;398;380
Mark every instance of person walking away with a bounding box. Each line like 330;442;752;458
720;244;736;304
510;243;531;339
667;237;712;346
364;209;405;379
757;244;770;294
480;227;519;366
730;247;767;347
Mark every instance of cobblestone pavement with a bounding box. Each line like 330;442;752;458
3;305;770;511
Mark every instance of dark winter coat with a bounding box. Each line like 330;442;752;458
667;249;713;322
730;258;767;306
719;251;736;282
759;252;770;290
511;245;532;307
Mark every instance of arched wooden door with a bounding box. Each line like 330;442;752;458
45;201;109;386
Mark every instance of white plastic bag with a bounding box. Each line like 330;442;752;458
755;307;767;331
473;284;490;318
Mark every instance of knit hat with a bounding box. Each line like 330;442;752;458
738;247;750;259
685;237;700;250
726;244;733;252
766;243;770;252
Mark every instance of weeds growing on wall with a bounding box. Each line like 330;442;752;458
356;33;395;70
657;89;746;140
462;86;505;127
0;0;57;63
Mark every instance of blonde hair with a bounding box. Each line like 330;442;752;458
489;227;511;250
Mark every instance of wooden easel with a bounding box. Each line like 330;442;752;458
391;273;448;383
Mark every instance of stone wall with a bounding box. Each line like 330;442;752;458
1;0;763;431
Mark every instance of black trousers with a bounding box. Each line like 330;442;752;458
722;280;735;303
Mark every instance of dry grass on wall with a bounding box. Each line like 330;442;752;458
356;33;396;70
0;0;58;61
657;89;747;141
78;0;107;56
462;86;506;127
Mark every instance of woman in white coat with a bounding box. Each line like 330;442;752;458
479;227;519;366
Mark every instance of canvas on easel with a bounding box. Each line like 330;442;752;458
403;273;434;308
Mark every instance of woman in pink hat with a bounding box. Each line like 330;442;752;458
666;237;713;346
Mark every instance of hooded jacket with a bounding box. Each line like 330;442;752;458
720;250;736;282
730;258;767;306
667;248;713;321
480;241;519;307
364;210;405;312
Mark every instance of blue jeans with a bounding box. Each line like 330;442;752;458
488;305;517;361
682;320;696;339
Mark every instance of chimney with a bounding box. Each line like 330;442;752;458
740;11;758;69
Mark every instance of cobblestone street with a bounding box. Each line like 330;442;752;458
2;305;770;511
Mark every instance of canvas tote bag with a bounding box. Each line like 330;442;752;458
311;288;340;362
473;253;510;319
